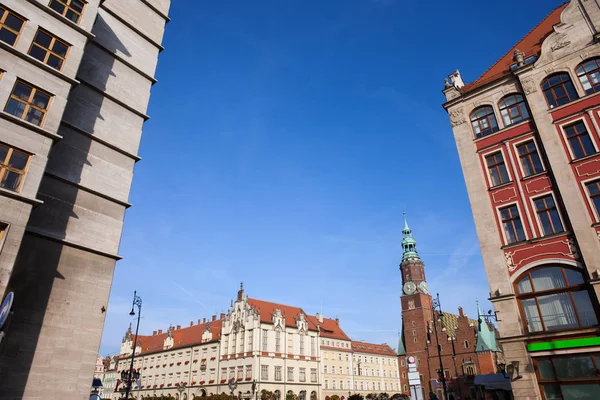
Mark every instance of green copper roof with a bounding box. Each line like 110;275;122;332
397;328;406;356
475;301;500;353
401;213;420;261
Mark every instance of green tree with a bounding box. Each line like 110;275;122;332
330;395;340;400
348;395;364;400
286;394;298;400
261;390;274;400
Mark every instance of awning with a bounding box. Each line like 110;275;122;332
474;373;511;391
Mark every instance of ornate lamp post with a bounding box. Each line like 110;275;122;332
124;291;142;399
177;381;187;399
432;293;447;400
228;378;238;400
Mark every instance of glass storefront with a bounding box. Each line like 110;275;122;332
535;354;600;399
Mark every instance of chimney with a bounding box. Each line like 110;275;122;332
153;331;157;336
198;319;201;325
316;313;323;323
190;321;194;327
177;325;181;330
458;307;464;318
212;315;217;322
335;317;339;325
203;318;206;323
220;313;225;320
158;329;163;334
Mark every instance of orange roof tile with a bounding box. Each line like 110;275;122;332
460;3;567;94
247;298;319;330
308;316;351;341
351;341;396;356
134;319;222;356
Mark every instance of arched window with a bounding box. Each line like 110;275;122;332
576;58;600;94
498;94;530;126
516;266;598;333
470;106;499;138
541;73;578;108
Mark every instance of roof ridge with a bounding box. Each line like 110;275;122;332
463;2;567;91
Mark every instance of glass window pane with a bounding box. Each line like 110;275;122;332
499;165;509;183
49;1;65;14
5;99;26;118
561;384;600;400
0;28;17;46
32;92;50;109
29;45;47;63
12;83;32;101
565;268;584;286
572;290;598;326
530;267;566;291
26;108;44;126
0;145;8;163
537;360;555;379
550;210;564;233
538;293;578;331
566;82;579;101
52;41;68;57
4;14;23;32
34;31;52;48
47;54;63;70
1;170;22;191
65;9;79;23
542;385;561;400
554;357;596;378
521;298;543;331
71;0;85;12
514;218;525;242
517;276;533;294
8;150;28;170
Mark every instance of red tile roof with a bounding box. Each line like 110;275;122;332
133;319;222;355
460;3;567;94
247;298;319;330
308;316;351;341
351;341;396;356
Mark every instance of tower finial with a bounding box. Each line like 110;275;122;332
403;212;409;231
240;282;243;291
401;212;419;260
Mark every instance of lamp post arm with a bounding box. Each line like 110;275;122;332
125;291;142;400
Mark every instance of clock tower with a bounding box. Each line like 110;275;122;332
398;214;433;396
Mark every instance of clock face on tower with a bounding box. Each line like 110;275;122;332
403;281;416;295
419;281;429;294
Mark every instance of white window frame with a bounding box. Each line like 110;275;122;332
529;191;566;237
480;146;513;188
558;117;599;161
580;176;600;222
495;200;530;245
511;135;546;179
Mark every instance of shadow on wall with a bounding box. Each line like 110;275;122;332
0;13;131;399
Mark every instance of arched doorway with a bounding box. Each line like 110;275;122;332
274;390;282;400
200;389;207;397
310;391;317;400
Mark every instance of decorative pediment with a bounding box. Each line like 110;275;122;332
296;312;308;334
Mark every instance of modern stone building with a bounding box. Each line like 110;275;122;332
0;0;170;398
116;286;403;400
396;218;504;400
442;1;600;399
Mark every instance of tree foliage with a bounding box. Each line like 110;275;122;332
348;394;364;400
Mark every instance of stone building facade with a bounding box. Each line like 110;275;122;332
397;218;503;400
116;286;402;400
0;0;170;398
442;1;600;399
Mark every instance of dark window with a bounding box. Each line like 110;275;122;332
576;58;600;95
4;80;52;127
28;29;69;71
516;266;597;333
0;143;30;192
470;106;499;138
499;94;530;126
48;0;86;24
517;140;544;176
586;180;600;219
500;205;526;244
564;121;596;159
534;195;563;235
486;152;510;186
541;73;578;108
536;354;600;400
0;5;25;46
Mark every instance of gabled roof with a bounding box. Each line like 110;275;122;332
247;298;319;331
308;316;351;341
460;3;567;94
134;319;222;355
351;341;397;356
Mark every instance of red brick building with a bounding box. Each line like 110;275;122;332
397;217;503;400
442;2;600;399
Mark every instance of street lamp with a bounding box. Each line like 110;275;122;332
124;291;142;399
177;381;187;399
432;293;447;400
228;378;238;400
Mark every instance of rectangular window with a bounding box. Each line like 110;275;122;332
261;365;268;380
299;335;304;355
5;80;52;127
0;5;25;46
0;144;30;192
311;336;315;356
247;330;253;351
48;0;86;24
486;152;510;186
28;29;69;70
221;368;226;381
246;365;252;379
262;330;268;351
500;205;526;244
237;366;243;380
311;368;317;383
565;122;596;159
287;367;294;381
229;367;235;380
274;366;282;381
240;333;244;353
517;140;544;177
287;334;293;354
333;380;336;389
299;367;306;382
232;334;236;354
587;180;600;218
275;331;281;353
535;195;564;235
325;380;329;390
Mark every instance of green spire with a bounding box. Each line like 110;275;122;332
397;329;406;356
475;301;500;352
401;212;420;261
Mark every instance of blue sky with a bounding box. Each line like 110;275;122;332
99;0;567;354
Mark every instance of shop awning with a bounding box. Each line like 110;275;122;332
474;373;511;391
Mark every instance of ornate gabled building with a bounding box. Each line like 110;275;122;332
116;286;403;400
442;1;600;399
397;217;504;400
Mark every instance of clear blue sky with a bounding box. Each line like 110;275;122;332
99;0;567;354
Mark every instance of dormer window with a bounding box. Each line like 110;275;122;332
499;94;530;126
542;73;578;108
470;106;499;138
576;58;600;95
